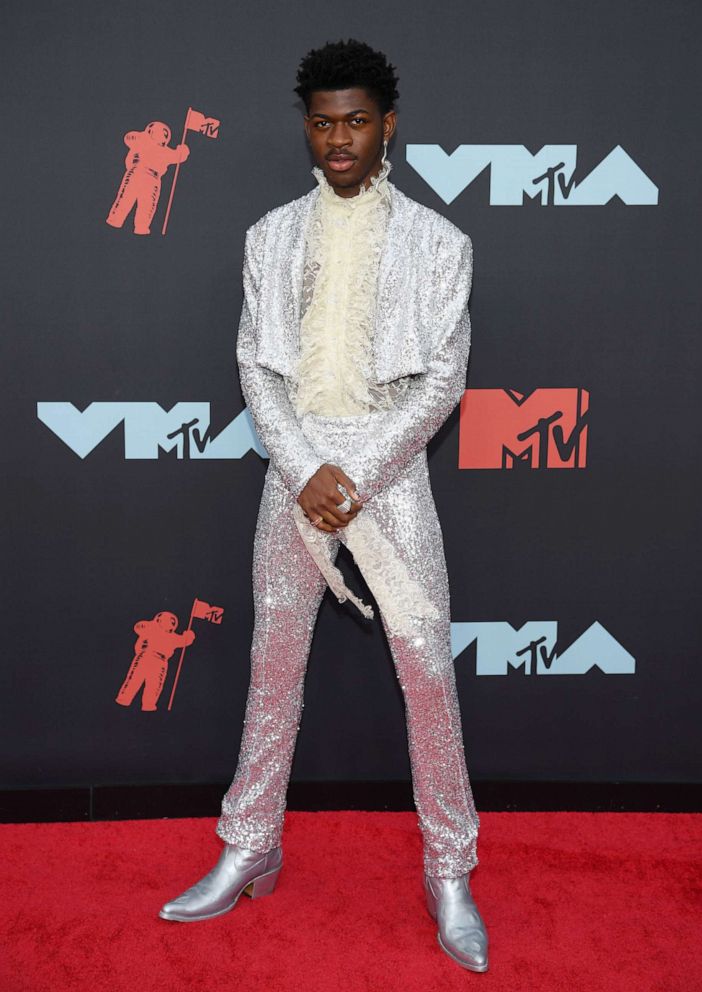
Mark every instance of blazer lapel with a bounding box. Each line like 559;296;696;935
254;188;317;377
372;183;429;383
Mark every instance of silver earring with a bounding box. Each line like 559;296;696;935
381;139;388;167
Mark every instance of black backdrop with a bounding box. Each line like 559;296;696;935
2;0;700;796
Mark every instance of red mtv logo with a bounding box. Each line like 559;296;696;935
459;388;589;469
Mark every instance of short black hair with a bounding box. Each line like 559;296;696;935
294;38;400;116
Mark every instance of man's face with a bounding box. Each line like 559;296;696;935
304;87;396;199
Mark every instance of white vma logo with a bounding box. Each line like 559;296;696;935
407;144;658;206
450;621;636;675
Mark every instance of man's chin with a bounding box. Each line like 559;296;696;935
330;178;360;192
323;169;376;199
321;165;357;185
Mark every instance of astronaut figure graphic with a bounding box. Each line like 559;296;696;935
106;121;190;235
116;611;195;711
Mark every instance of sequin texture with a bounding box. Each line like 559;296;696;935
216;159;479;877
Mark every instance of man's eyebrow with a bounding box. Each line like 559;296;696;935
310;109;371;118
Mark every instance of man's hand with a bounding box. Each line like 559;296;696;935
297;463;364;532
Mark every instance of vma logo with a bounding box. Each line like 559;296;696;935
37;402;261;459
459;388;588;469
407;144;658;206
451;621;635;675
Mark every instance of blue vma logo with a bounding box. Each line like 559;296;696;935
37;403;259;459
451;621;635;675
407;144;658;206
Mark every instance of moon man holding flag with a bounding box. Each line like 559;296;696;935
105;107;219;236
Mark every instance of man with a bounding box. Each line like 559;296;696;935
159;38;489;974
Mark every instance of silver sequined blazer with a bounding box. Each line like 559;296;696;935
236;179;474;502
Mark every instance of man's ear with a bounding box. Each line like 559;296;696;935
383;110;397;144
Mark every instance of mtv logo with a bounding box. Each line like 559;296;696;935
406;144;658;206
459;388;589;469
451;621;635;675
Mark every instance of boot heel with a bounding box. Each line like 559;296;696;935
243;864;282;899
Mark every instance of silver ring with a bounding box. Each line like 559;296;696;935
337;483;353;515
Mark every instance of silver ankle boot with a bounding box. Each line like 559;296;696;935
159;842;283;922
424;872;489;972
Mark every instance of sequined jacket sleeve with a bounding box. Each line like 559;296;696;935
355;231;473;501
236;222;326;499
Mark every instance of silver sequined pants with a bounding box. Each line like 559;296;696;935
216;412;480;877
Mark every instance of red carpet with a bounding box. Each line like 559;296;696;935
1;811;700;992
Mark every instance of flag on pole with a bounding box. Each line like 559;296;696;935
167;596;224;710
162;106;220;235
186;109;221;139
192;598;224;623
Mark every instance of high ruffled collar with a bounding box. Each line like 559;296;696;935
311;157;392;209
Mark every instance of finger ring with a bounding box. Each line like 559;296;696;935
336;483;352;514
312;516;323;527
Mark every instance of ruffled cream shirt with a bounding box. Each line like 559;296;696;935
289;158;441;636
290;157;411;417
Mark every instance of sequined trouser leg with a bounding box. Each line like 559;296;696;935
215;460;333;853
368;462;480;877
216;413;480;877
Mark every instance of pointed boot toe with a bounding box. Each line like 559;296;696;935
159;842;283;923
424;873;489;973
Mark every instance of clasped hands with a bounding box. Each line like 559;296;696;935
297;463;365;533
